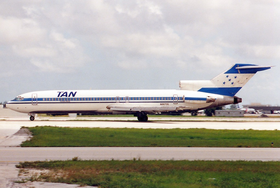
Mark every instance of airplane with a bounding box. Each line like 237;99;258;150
4;63;272;121
239;107;259;114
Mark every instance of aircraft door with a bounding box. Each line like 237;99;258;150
116;96;120;103
31;93;38;105
116;96;129;103
125;96;129;103
173;94;178;104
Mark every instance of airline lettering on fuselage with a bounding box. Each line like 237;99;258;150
57;91;77;97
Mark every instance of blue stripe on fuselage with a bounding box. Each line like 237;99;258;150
10;96;207;104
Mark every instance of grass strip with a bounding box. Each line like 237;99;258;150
22;126;279;147
17;160;280;187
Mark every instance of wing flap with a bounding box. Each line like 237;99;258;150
107;105;177;113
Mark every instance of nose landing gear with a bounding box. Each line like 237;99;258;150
28;113;35;121
30;116;35;121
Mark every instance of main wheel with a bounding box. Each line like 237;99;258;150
137;112;148;122
191;111;198;116
30;115;35;121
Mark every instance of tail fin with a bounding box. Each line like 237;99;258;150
179;64;272;96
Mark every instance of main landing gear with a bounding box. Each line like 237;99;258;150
136;112;148;122
191;111;198;116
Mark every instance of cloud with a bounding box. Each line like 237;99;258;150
238;45;280;59
0;14;88;73
0;17;44;44
0;0;279;105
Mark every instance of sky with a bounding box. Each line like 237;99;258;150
0;0;279;106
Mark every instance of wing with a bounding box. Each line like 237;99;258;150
106;104;177;113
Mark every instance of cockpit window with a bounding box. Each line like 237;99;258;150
14;96;24;101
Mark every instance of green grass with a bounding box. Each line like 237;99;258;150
22;126;279;147
16;160;280;187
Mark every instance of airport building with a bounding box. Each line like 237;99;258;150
243;104;280;114
215;110;244;117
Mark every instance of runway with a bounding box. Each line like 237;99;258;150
1;147;280;162
0;109;280;162
1;109;280;187
0;117;280;162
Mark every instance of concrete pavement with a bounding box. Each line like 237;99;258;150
1;147;280;162
1;108;280;187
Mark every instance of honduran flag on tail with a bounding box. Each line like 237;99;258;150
179;64;272;97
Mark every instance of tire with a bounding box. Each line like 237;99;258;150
30;116;35;121
191;111;198;116
137;113;148;122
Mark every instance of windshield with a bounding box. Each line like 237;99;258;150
13;96;24;101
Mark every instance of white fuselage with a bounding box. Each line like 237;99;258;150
5;63;270;121
5;89;235;115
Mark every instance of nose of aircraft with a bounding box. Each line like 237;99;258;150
2;101;7;108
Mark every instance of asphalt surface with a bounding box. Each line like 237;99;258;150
1;147;280;162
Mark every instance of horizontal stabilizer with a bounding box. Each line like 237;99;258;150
236;65;272;70
226;64;272;74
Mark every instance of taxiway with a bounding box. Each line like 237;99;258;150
1;108;280;187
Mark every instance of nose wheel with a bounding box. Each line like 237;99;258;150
30;115;35;121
